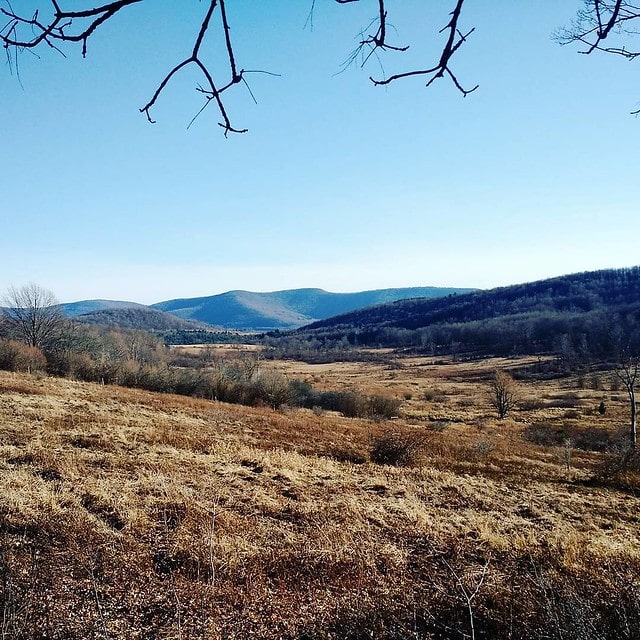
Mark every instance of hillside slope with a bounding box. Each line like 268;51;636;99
75;307;210;332
152;286;475;330
61;299;147;317
295;267;640;357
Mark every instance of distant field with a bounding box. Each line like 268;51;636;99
171;342;263;357
0;353;638;638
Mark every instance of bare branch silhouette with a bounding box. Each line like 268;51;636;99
556;0;640;58
370;0;478;97
3;1;640;132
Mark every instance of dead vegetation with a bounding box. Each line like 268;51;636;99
0;354;639;639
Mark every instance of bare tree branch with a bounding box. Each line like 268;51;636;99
3;1;640;133
556;0;640;59
370;0;478;97
139;0;247;136
0;0;143;56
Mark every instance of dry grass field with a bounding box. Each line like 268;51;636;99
0;353;639;639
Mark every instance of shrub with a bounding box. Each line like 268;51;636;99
524;422;566;447
367;394;402;420
595;441;640;485
288;379;320;408
0;339;47;373
171;368;211;397
573;427;611;452
318;390;368;418
256;371;291;409
369;431;423;466
472;439;495;460
313;391;401;419
525;422;612;452
64;351;101;381
519;397;545;411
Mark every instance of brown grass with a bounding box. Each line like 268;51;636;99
0;355;639;639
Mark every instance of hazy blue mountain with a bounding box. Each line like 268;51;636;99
152;287;476;330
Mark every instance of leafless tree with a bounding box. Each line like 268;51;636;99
489;370;518;420
1;283;66;351
615;351;638;447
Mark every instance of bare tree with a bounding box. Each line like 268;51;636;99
1;284;66;351
489;370;518;419
6;2;637;134
615;351;638;447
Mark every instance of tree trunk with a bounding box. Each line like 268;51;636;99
630;386;637;448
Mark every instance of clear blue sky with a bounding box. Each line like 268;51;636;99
1;1;639;304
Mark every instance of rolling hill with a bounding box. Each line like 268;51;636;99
289;267;640;358
152;286;476;330
74;307;209;332
60;299;147;317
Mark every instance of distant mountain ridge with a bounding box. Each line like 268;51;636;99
293;267;640;358
151;286;476;330
305;268;640;331
61;300;147;317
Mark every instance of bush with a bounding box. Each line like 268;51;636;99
524;422;566;447
367;394;402;420
288;379;321;408
64;351;101;381
573;427;611;452
171;368;213;398
0;339;47;373
595;441;640;485
369;431;423;466
317;390;368;417
256;371;291;409
524;422;612;452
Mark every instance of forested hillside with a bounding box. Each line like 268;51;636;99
60;300;146;317
75;307;207;332
281;268;640;359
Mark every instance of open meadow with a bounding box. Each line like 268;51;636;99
1;352;639;639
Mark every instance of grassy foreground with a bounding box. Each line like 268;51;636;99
0;356;639;639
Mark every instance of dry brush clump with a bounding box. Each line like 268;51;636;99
369;430;425;466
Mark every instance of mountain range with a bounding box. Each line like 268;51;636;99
44;267;640;358
150;287;475;330
62;286;475;332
